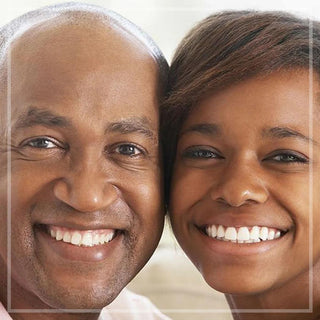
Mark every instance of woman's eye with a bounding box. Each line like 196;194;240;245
114;144;143;156
266;152;308;164
182;147;222;159
25;138;59;149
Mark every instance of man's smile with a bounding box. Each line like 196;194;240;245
35;223;125;262
46;225;117;247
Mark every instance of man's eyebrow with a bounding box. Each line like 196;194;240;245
262;126;318;145
105;117;156;140
14;107;71;129
180;123;221;137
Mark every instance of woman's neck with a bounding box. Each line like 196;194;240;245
225;262;320;320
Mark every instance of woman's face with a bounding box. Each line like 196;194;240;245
170;70;320;294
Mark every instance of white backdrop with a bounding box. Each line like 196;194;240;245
1;0;320;61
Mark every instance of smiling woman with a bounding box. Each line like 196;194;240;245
162;11;320;320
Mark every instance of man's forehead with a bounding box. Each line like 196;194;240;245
11;14;154;62
6;13;159;103
0;4;164;62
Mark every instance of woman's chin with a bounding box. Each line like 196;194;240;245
202;272;276;296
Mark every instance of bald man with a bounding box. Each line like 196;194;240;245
0;3;169;320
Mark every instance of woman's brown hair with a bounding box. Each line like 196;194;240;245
161;10;320;204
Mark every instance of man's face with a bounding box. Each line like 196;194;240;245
0;20;164;309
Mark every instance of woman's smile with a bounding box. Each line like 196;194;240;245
203;225;283;243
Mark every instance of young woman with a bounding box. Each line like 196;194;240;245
162;11;320;320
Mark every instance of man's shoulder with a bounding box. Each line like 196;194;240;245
99;289;171;320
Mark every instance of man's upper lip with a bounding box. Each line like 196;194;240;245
35;220;127;231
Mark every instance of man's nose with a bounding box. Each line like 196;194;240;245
210;161;269;207
53;159;118;212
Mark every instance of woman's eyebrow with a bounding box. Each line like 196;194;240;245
180;123;222;137
262;126;318;145
14;106;71;130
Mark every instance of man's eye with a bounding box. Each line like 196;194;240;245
266;151;309;164
25;138;58;149
114;144;143;156
182;147;223;159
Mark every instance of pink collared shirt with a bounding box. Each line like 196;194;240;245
0;302;13;320
99;289;171;320
0;290;170;320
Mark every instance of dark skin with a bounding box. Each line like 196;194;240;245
170;70;320;320
0;16;164;320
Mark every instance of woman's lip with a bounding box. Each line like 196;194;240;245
196;225;290;256
35;225;123;262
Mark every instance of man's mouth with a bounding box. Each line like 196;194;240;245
203;224;287;243
44;225;117;247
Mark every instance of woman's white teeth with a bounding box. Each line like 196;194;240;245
268;230;275;240
225;227;237;241
217;225;224;238
205;225;282;243
250;226;260;240
238;227;250;241
48;226;116;247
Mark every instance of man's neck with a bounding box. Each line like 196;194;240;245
0;268;101;320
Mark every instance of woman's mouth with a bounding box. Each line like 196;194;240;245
203;224;287;243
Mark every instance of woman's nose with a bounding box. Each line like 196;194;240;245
210;162;269;207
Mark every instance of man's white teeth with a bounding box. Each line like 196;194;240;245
225;227;237;241
56;229;63;241
63;232;71;243
205;225;282;243
82;233;93;246
71;232;81;245
48;226;116;247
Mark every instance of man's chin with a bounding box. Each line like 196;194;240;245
36;285;121;310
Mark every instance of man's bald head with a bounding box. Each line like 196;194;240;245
0;2;167;80
0;2;168;142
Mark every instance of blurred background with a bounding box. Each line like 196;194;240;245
1;1;319;319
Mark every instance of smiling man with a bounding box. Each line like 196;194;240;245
0;3;169;320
